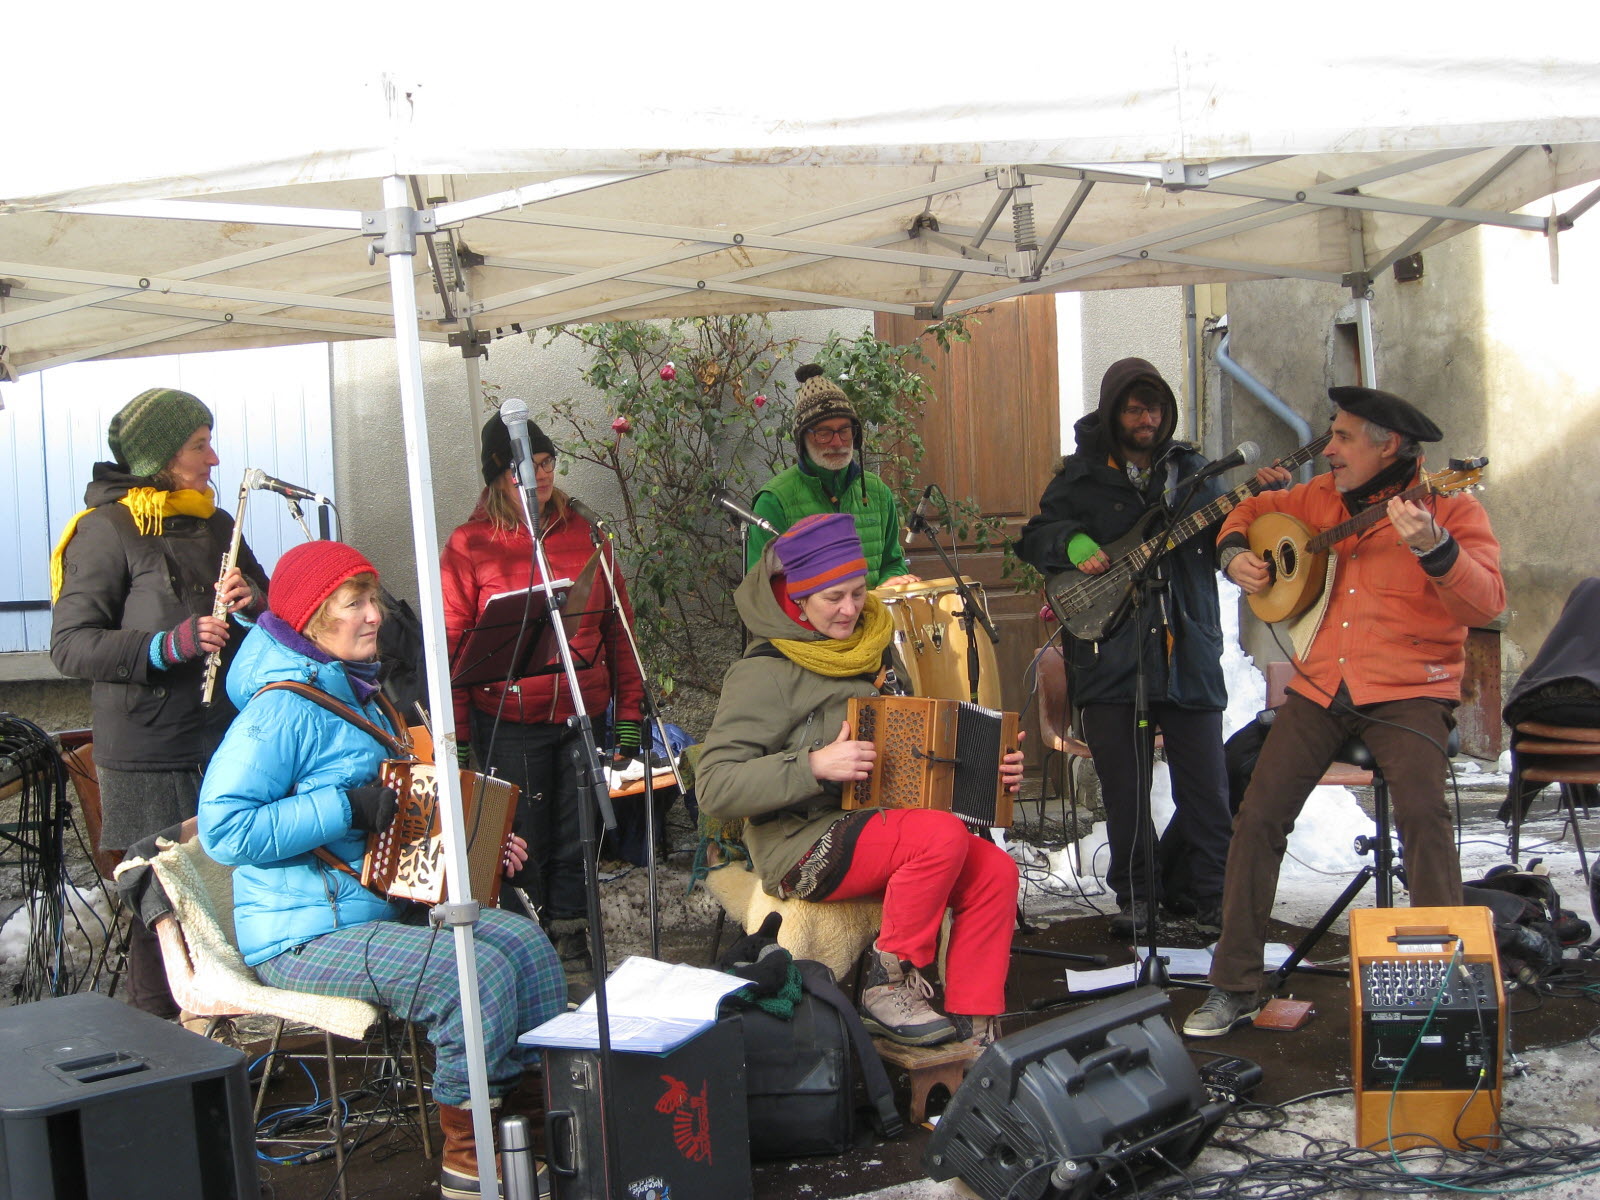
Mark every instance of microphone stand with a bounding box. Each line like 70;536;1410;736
1124;465;1217;993
509;474;621;1200
903;490;999;707
1026;460;1213;1010
580;509;688;961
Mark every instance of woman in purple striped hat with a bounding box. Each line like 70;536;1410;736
698;512;1024;1050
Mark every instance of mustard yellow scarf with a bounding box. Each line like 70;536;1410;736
769;593;894;678
50;487;216;602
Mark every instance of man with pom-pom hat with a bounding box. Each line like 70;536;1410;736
743;363;919;588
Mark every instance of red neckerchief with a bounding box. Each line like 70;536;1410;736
1341;457;1418;516
771;577;811;628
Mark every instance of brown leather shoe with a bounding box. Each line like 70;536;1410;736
438;1102;490;1200
501;1072;548;1157
440;1100;551;1199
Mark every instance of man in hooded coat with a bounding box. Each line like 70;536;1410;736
1015;358;1236;939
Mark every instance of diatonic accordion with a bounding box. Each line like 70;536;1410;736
842;695;1018;828
362;761;520;905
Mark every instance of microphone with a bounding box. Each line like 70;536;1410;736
566;497;609;546
904;484;937;546
1175;441;1260;491
247;468;330;506
708;487;779;536
499;398;537;489
499;398;542;539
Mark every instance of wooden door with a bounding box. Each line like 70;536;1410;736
876;296;1060;765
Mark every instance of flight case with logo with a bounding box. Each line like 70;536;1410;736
544;1017;751;1200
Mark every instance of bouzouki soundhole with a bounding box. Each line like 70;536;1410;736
1278;541;1297;578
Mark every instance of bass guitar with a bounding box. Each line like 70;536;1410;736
1245;457;1488;624
1044;433;1332;641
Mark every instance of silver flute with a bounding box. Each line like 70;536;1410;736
200;471;253;707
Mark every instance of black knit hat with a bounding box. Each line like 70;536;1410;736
480;410;557;484
1328;386;1442;443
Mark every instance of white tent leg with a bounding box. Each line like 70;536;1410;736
1345;208;1379;387
378;173;501;1200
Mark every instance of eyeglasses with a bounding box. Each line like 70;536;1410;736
1123;405;1164;423
531;455;558;475
807;424;854;445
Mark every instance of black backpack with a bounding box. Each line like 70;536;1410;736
735;959;903;1158
1464;864;1587;984
378;587;428;720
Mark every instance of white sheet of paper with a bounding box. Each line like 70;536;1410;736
1061;962;1140;992
576;955;748;1022
1135;946;1214;976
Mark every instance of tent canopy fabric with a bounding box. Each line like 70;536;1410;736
5;17;1600;375
9;13;1599;1160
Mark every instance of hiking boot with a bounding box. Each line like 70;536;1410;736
1194;900;1223;938
949;1013;1002;1050
1109;901;1153;940
859;946;955;1047
1181;988;1262;1038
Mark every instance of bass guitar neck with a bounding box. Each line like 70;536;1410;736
1045;433;1332;641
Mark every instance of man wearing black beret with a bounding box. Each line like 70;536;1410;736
1185;385;1505;1037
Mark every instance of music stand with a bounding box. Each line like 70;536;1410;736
449;552;603;689
448;578;570;688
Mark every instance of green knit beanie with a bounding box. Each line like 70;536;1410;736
108;387;214;478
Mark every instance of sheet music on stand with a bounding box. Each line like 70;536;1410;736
449;578;572;688
448;547;608;688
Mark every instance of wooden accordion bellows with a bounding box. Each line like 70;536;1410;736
842;696;1018;828
362;761;520;904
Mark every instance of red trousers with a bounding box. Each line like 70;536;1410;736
827;809;1017;1015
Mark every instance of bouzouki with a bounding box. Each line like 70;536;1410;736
1246;457;1488;624
1044;433;1332;641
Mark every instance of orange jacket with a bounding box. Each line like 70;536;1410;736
1220;472;1504;708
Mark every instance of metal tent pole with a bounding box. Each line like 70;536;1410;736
375;171;502;1199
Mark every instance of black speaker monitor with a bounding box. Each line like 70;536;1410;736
0;993;257;1200
923;986;1229;1200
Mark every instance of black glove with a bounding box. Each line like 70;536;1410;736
347;786;398;833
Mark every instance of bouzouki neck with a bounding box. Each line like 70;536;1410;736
1122;431;1334;570
1305;459;1488;553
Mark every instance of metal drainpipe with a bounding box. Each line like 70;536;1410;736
1183;285;1199;445
1216;330;1315;482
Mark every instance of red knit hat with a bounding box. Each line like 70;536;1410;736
269;541;379;632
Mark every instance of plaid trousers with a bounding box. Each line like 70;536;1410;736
257;907;566;1106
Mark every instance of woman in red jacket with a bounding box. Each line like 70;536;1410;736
441;413;645;982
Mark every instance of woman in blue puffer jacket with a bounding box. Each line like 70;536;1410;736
199;540;565;1200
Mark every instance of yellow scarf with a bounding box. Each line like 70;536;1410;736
769;593;895;678
50;487;216;602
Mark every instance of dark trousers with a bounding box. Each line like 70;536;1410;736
472;713;587;921
124;914;179;1019
1208;692;1461;995
1080;703;1231;907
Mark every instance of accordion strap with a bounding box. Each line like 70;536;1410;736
254;680;413;758
253;680;412;888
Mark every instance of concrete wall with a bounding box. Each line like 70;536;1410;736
330;309;874;610
1078;287;1189;428
1217;205;1600;684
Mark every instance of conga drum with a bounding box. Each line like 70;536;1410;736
872;576;1002;709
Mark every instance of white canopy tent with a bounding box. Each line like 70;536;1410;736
7;11;1600;1193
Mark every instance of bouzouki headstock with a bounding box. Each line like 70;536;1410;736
1424;457;1488;497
